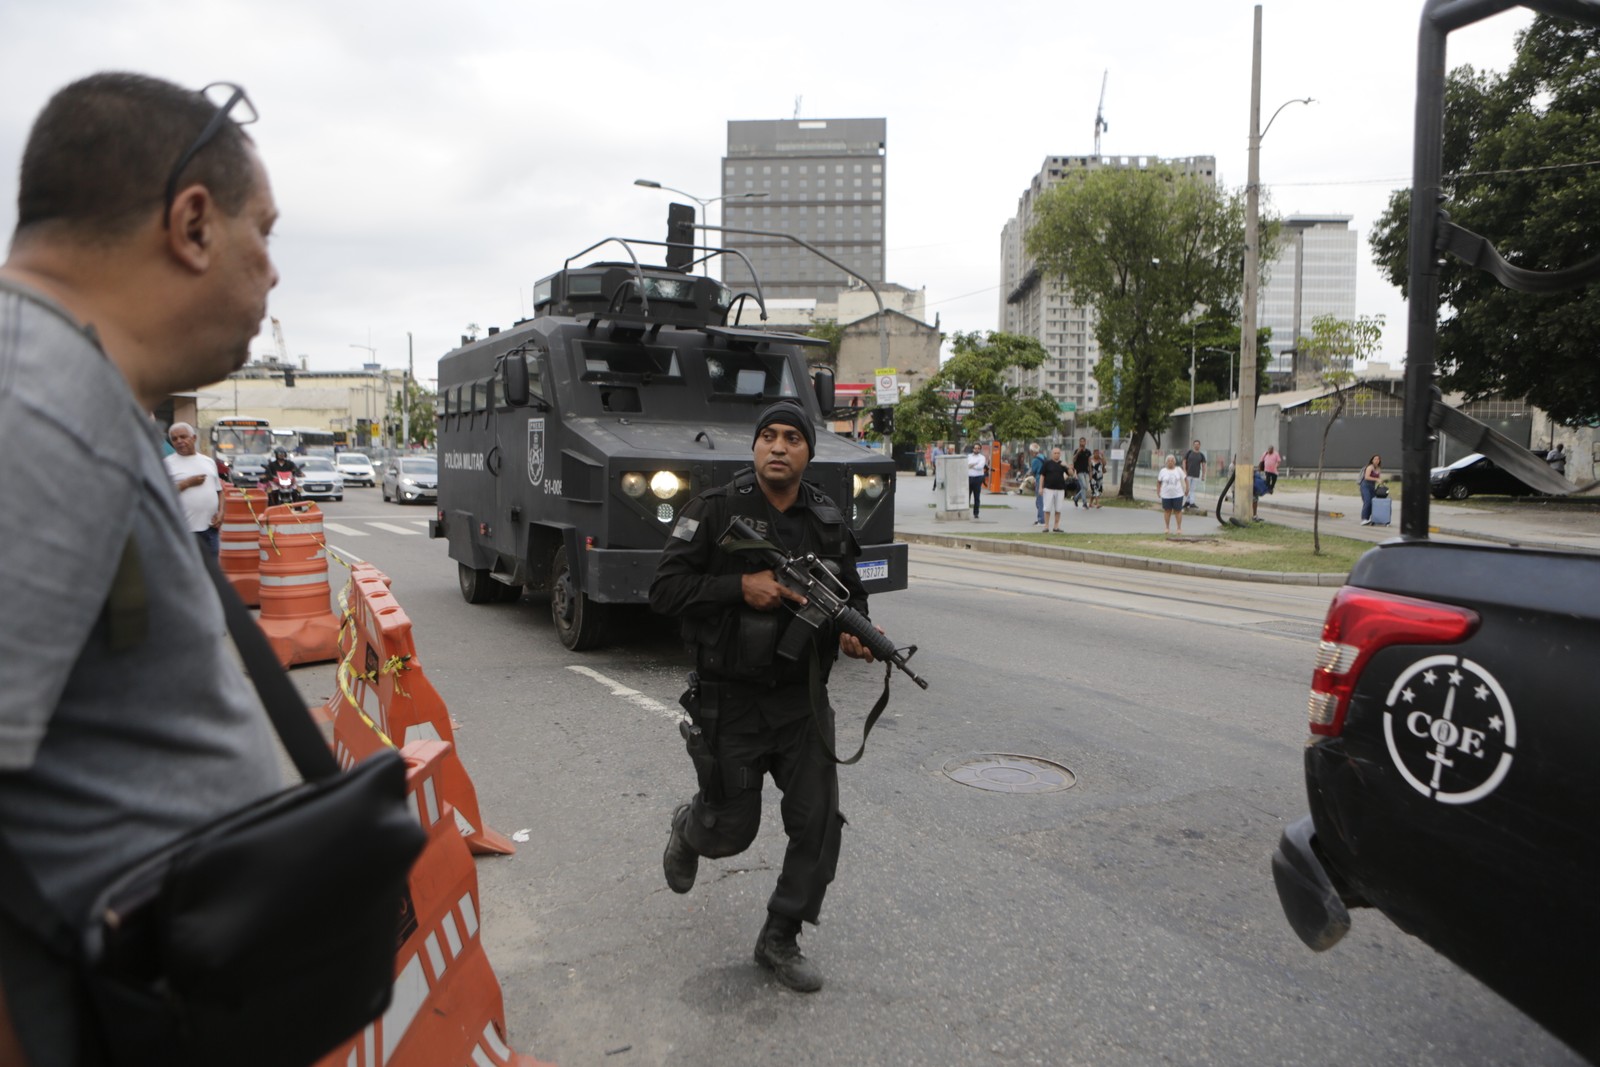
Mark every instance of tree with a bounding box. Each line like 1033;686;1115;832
1185;310;1272;407
1025;165;1260;498
385;377;437;448
805;318;844;370
1370;15;1600;424
1300;313;1385;553
892;331;1057;447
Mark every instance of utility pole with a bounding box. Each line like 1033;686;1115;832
1234;5;1264;526
403;332;413;451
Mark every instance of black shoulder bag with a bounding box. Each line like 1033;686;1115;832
0;551;427;1067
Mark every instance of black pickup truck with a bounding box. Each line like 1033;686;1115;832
1270;2;1599;1062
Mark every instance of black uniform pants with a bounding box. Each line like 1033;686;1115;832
681;698;843;926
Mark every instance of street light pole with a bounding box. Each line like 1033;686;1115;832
1235;6;1264;526
1235;5;1312;524
634;179;768;279
402;332;413;451
349;343;377;448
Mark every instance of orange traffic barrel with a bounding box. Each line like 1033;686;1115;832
986;442;1007;493
219;487;267;606
257;501;341;667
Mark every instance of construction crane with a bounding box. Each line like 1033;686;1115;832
1094;70;1109;157
270;316;289;364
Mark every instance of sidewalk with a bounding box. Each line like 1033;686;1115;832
895;472;1600;584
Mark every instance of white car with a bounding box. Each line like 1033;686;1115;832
295;456;345;502
335;452;376;487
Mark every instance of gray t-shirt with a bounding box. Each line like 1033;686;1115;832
0;281;281;1055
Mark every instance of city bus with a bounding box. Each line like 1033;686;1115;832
272;426;338;455
210;416;273;456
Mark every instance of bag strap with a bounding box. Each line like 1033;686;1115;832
0;546;341;957
200;550;340;782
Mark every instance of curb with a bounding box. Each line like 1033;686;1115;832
900;530;1349;587
1253;500;1585;553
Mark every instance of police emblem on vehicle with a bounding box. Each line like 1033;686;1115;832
527;417;545;487
1382;654;1515;805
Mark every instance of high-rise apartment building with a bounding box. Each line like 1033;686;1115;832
721;118;886;302
999;155;1217;415
1258;215;1358;387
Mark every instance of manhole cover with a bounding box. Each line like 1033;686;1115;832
942;754;1076;794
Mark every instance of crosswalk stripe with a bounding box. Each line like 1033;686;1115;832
323;522;368;537
369;521;423;536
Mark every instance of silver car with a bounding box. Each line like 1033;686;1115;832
335;451;376;487
383;456;438;504
295;456;345;502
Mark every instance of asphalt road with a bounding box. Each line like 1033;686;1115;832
291;488;1583;1067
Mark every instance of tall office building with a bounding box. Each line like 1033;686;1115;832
999;154;1217;415
720;118;887;302
1258;215;1358;387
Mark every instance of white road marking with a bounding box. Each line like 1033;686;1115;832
322;522;367;537
566;665;680;722
369;521;424;536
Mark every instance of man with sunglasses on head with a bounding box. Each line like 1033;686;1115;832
0;73;282;1064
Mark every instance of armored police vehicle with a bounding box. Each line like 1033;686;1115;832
430;234;907;651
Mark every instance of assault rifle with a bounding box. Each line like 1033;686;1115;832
724;515;929;690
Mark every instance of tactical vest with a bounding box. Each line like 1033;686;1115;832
685;469;856;684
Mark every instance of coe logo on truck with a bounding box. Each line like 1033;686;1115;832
527;417;545;488
1382;654;1515;805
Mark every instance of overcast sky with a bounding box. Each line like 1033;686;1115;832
1;0;1534;383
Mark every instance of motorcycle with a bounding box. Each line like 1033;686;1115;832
262;468;302;507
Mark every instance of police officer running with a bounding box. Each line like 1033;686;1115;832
651;400;878;993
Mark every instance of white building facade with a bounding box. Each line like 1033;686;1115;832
998;154;1217;415
1259;214;1358;387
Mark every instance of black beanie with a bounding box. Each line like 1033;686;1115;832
752;401;816;457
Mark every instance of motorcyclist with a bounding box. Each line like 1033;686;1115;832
263;447;300;479
261;447;302;503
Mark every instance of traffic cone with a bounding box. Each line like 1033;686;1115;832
257;501;342;667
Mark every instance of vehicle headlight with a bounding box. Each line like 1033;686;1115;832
650;471;684;499
401;477;417;487
620;472;648;497
853;474;885;500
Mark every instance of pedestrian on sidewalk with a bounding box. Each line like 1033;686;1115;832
967;443;988;518
1158;454;1188;536
1028;443;1045;525
1260;445;1281;492
1071;437;1091;508
929;441;944;491
1182;439;1206;510
1039;447;1070;531
1089;449;1106;507
1359;454;1383;525
1547;443;1568;477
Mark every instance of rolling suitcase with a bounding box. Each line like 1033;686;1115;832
1369;494;1392;526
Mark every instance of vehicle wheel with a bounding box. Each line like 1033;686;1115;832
382;485;390;501
458;562;497;605
1448;483;1470;500
334;495;343;502
551;545;609;650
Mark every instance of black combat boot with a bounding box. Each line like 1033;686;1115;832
753;913;823;992
662;803;697;894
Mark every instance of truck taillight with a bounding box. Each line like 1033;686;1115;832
1307;587;1479;737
